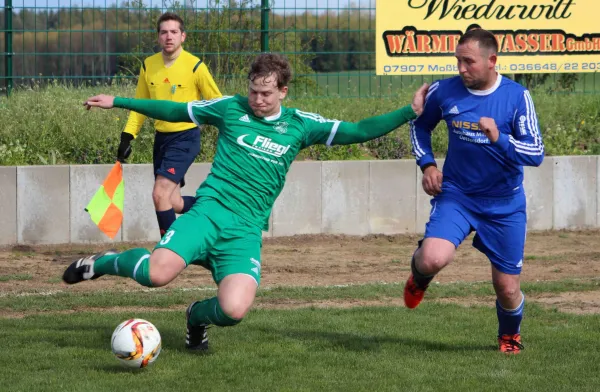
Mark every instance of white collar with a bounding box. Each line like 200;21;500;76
467;74;502;96
263;108;282;121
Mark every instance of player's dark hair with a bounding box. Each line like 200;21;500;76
459;28;498;54
466;23;481;32
157;12;185;33
248;53;292;89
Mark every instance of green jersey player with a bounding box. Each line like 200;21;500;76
63;53;429;351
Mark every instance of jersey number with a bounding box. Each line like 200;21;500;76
160;230;175;245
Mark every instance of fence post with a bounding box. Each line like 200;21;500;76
4;0;13;96
260;0;270;52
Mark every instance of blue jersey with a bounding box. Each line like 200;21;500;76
410;75;544;197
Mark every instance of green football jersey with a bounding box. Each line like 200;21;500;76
187;94;341;230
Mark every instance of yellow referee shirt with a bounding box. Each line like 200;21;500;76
123;49;222;137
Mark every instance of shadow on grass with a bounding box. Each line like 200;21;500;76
100;364;151;374
40;319;496;354
249;325;496;353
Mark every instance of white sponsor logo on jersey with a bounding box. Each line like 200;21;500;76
239;114;251;123
449;105;459;115
237;134;291;157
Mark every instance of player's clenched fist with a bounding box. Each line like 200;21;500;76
84;94;116;110
479;117;499;143
411;83;430;116
422;165;443;196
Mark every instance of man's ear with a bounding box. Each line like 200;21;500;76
279;86;288;100
489;52;497;69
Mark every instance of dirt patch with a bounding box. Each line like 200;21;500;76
1;230;599;315
529;291;600;314
259;292;600;315
435;291;600;315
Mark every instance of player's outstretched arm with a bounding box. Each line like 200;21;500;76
84;94;116;109
331;83;429;145
84;95;193;123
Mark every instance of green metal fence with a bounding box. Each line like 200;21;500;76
0;0;598;97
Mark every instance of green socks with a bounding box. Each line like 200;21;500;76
94;249;243;328
93;248;153;287
189;297;241;327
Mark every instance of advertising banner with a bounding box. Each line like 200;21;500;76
376;0;598;75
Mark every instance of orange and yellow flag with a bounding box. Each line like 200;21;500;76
85;162;124;239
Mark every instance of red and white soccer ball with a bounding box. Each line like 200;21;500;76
111;318;162;369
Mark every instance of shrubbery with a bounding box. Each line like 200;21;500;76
1;81;599;166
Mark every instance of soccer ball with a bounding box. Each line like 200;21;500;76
110;318;162;369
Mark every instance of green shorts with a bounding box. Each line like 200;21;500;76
154;197;263;285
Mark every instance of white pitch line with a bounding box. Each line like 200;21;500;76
2;278;598;298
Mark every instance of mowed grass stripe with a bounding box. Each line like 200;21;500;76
1;304;599;392
1;278;599;313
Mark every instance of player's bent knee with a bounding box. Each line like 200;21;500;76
418;239;454;272
419;250;452;272
152;176;178;206
492;268;522;302
495;285;521;302
218;297;252;320
148;273;172;287
421;237;453;256
148;250;186;287
209;297;244;327
217;273;257;321
152;188;170;206
218;311;243;327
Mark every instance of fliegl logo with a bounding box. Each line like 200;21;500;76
237;134;291;157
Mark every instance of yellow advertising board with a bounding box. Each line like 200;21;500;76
376;0;599;75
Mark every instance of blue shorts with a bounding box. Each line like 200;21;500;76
153;128;201;187
423;189;527;275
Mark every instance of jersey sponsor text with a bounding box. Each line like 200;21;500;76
236;134;291;157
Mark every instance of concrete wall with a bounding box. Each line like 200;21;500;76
0;156;598;245
0;167;17;245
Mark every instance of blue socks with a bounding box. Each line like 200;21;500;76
156;208;176;237
496;292;525;336
181;196;196;214
156;198;195;237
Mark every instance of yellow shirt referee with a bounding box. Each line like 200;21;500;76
122;49;221;135
118;12;222;238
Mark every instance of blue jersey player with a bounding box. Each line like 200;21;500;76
405;28;544;354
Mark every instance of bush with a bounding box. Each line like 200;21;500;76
0;83;599;165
